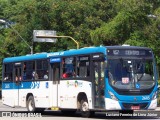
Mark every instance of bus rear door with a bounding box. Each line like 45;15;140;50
14;63;22;106
50;58;60;109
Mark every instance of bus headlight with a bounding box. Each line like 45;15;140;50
152;92;157;100
108;91;118;101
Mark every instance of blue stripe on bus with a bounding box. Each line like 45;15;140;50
4;46;150;63
3;47;106;63
105;78;155;102
2;81;43;90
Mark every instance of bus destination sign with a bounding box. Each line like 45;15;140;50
108;49;152;57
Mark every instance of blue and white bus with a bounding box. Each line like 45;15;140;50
2;46;158;117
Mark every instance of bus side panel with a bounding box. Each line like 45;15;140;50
50;83;58;107
33;81;50;108
19;89;27;107
2;90;15;107
2;83;15;107
19;81;51;108
58;80;92;109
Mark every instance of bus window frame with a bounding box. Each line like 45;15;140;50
3;63;14;82
14;62;22;83
36;59;49;80
23;60;36;81
60;55;91;81
61;56;77;79
24;59;49;81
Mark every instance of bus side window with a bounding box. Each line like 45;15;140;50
62;57;76;78
79;63;87;77
37;60;49;80
24;61;36;80
3;63;13;81
78;56;90;78
23;63;27;80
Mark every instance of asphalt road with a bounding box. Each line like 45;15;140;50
0;100;160;120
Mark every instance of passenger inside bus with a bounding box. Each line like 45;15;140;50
4;76;9;81
23;63;27;80
62;72;68;78
15;76;22;81
32;71;38;80
44;70;48;79
62;57;75;78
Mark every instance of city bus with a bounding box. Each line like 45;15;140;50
2;46;158;117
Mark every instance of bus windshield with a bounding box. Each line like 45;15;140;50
108;57;155;90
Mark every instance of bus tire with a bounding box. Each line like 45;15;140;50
80;99;92;117
27;96;36;112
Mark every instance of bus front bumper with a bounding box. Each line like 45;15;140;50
105;98;157;110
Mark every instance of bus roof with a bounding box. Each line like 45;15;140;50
3;46;152;63
105;45;151;50
3;46;106;63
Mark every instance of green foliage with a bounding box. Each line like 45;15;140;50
91;0;151;45
0;0;160;80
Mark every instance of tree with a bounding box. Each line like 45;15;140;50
0;0;160;78
90;0;151;45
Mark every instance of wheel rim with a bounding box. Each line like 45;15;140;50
28;100;34;111
82;101;89;112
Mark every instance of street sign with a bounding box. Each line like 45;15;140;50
33;30;57;42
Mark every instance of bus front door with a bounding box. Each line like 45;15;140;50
93;62;105;109
51;62;60;108
14;64;22;106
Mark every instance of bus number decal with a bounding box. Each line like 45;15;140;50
46;82;49;88
142;96;150;100
5;84;10;89
21;83;23;88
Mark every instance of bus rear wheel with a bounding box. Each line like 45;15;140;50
27;96;45;112
80;99;94;117
27;96;36;112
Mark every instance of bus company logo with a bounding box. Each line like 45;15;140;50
47;52;64;57
67;81;70;87
75;81;83;87
30;82;40;89
136;83;140;89
67;81;74;87
67;81;83;87
75;80;78;87
134;97;137;101
5;84;10;89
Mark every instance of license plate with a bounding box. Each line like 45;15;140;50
131;106;140;110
